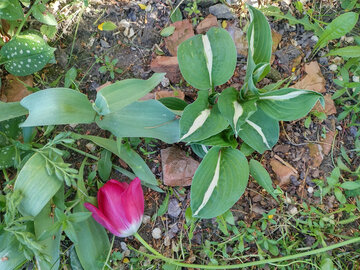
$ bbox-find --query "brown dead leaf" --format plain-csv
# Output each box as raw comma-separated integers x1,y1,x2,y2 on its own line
272,29,282,53
291,61,326,93
155,90,185,100
320,130,336,156
312,94,337,116
96,81,112,92
0,74,33,102
270,158,298,187
308,143,324,168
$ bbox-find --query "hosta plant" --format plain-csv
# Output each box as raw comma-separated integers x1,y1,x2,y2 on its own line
176,5,324,218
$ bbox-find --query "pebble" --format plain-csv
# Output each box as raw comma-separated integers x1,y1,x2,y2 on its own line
85,143,96,152
307,186,314,194
289,207,298,215
161,77,170,87
152,228,162,239
353,75,359,82
167,198,181,218
142,215,150,224
100,39,110,48
345,36,354,43
310,35,319,42
329,64,337,71
349,126,358,137
319,57,328,66
209,4,235,19
164,235,171,246
120,242,128,251
290,175,301,187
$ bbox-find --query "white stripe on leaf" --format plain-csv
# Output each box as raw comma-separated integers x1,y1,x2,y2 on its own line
180,109,211,141
259,90,308,101
246,120,271,149
194,150,222,216
202,34,213,85
232,101,243,135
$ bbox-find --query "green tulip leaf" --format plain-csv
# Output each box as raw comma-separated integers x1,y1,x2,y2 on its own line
191,147,249,218
20,88,96,127
96,99,179,144
94,73,165,115
0,33,56,76
0,231,27,270
177,27,237,90
0,102,28,122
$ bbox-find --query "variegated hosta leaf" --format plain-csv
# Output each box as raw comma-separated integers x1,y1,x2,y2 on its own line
195,128,238,148
244,5,272,94
191,147,249,218
179,90,228,142
94,73,165,115
217,87,257,136
20,88,96,127
0,0,24,20
239,108,279,154
178,27,237,90
257,88,324,121
0,33,56,76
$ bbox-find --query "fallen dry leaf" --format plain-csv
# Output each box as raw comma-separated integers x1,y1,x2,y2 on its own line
226,22,248,56
291,61,326,93
270,158,298,187
155,90,185,100
308,143,324,168
312,94,337,116
0,74,33,102
320,130,336,156
270,29,282,64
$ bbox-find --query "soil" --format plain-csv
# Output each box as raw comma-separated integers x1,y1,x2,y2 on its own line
2,0,360,268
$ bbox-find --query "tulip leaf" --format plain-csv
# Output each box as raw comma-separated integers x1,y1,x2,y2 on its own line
0,101,28,122
191,147,249,218
14,152,63,217
71,133,158,189
98,149,112,181
177,27,237,90
0,231,27,270
20,88,96,127
96,100,180,144
238,108,279,154
94,73,165,115
257,88,324,121
34,202,62,270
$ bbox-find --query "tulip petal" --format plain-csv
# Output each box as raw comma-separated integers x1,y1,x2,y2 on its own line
84,202,120,236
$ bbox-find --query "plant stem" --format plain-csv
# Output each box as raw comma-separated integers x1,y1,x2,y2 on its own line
102,235,115,270
15,0,41,36
134,233,360,269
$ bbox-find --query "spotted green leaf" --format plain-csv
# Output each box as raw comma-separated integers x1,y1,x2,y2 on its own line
32,3,57,26
191,147,249,218
0,145,16,169
239,109,279,154
0,101,28,122
0,0,23,20
0,33,56,76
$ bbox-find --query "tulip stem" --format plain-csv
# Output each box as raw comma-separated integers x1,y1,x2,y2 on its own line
133,233,360,269
102,235,115,270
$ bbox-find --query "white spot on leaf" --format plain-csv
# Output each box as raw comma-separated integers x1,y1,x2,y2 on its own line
202,34,213,85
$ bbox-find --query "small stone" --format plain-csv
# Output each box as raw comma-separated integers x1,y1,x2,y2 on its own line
165,20,194,56
85,143,96,152
307,186,314,194
120,242,128,251
252,205,266,215
100,39,110,48
160,77,170,87
209,4,235,19
164,235,171,246
226,23,248,56
310,35,319,42
270,159,298,187
290,175,301,187
284,196,292,204
167,198,181,218
329,64,338,71
150,56,181,83
312,169,320,178
289,207,298,215
142,215,151,224
353,75,359,82
152,228,162,239
319,57,328,65
345,36,354,43
196,14,218,34
349,126,358,137
119,19,130,28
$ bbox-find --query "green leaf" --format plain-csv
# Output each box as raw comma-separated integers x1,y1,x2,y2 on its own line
249,159,279,202
180,90,228,142
94,73,165,115
314,12,359,52
96,100,179,144
257,88,324,121
99,21,117,31
71,134,158,188
0,102,28,122
0,0,24,20
217,87,257,136
239,109,279,154
14,152,63,216
40,25,58,39
0,145,16,169
65,67,77,88
334,187,347,204
327,46,360,57
0,33,56,76
32,3,57,26
177,27,237,90
195,128,238,148
158,97,188,114
0,231,27,270
160,26,175,37
34,202,62,270
170,7,182,23
98,149,112,181
340,181,360,190
20,88,96,127
191,147,249,218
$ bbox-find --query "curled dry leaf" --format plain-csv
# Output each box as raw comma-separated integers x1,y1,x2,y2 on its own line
291,61,326,93
312,94,337,116
0,74,33,102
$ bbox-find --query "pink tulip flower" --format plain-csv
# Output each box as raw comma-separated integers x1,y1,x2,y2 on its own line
84,177,144,237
